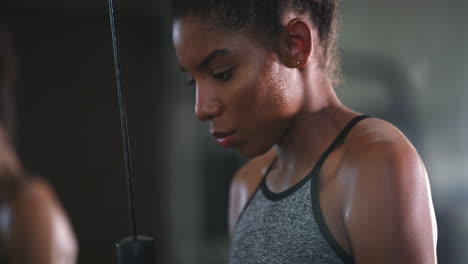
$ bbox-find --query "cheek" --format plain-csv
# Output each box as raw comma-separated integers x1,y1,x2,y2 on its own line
227,58,303,134
223,58,302,157
246,59,302,124
263,63,302,116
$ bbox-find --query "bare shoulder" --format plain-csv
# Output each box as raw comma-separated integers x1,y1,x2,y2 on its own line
14,176,54,201
346,117,412,147
3,177,78,264
9,177,59,216
343,118,427,190
228,148,277,239
341,118,437,263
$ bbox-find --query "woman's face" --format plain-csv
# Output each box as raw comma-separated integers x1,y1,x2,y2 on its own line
173,16,304,158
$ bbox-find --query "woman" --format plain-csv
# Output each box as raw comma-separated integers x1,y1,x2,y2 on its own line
172,1,437,263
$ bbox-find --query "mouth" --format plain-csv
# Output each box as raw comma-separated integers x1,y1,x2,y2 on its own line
211,131,236,148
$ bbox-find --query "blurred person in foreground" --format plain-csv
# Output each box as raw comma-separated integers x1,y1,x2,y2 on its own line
0,24,77,263
171,0,437,263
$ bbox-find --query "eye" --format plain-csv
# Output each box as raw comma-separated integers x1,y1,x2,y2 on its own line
213,66,233,82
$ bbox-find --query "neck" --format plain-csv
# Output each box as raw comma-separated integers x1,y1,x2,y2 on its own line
273,69,356,180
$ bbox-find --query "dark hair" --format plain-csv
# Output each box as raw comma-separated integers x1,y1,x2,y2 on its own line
0,23,17,137
172,0,341,84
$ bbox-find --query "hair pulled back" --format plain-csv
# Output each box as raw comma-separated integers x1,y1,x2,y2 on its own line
172,0,341,84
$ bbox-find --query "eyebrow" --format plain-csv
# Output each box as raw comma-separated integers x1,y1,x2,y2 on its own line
179,48,232,72
198,48,231,69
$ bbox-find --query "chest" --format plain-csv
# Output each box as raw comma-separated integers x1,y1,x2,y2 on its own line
230,180,344,264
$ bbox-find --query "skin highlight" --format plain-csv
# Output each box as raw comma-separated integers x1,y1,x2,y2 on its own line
0,127,78,264
173,13,437,264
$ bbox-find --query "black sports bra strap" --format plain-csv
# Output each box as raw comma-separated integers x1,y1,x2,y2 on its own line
257,114,370,202
309,114,370,263
313,115,370,173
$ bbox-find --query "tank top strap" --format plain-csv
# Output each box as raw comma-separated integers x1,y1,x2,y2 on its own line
310,114,371,263
313,114,370,173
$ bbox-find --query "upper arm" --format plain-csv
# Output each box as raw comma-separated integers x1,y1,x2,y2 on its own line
6,178,78,264
344,141,437,264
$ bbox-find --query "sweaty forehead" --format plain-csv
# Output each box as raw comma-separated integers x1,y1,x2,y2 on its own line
172,16,254,71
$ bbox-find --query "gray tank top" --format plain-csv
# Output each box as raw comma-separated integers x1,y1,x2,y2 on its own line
229,115,370,264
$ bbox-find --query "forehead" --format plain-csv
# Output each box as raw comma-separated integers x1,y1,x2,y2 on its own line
172,16,257,70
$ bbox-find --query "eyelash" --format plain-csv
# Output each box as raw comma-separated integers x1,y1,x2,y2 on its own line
213,68,233,82
186,67,234,88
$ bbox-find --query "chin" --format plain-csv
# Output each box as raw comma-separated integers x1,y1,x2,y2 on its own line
236,142,273,159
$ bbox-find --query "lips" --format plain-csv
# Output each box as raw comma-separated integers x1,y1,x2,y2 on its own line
211,131,236,148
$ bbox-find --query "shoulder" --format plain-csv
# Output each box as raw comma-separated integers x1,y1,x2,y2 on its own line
8,177,57,216
344,118,421,175
228,148,276,239
343,118,425,189
341,118,437,263
1,176,78,263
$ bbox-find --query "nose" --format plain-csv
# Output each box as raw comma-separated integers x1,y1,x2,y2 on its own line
195,85,222,121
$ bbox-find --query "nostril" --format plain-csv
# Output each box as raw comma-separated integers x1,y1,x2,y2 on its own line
196,100,222,121
206,101,220,113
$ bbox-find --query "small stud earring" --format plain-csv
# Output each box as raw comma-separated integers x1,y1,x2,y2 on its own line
296,61,301,65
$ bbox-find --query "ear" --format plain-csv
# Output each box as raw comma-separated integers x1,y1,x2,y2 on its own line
280,18,313,69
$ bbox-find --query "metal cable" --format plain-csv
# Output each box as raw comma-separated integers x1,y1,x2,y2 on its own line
107,0,138,240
